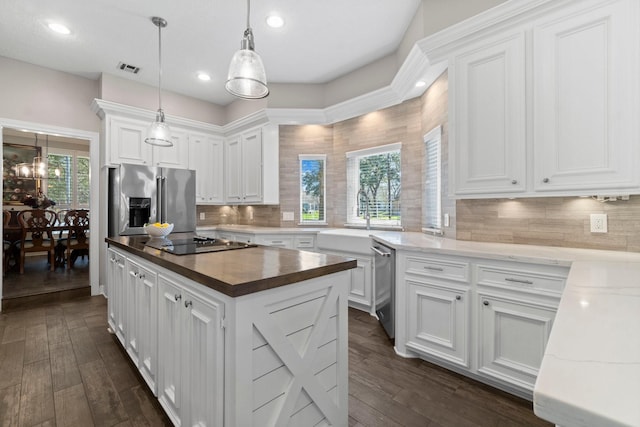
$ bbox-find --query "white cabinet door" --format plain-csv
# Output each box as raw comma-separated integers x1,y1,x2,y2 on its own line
154,128,189,169
450,31,526,196
533,0,640,192
406,280,470,368
134,262,158,394
477,293,555,391
241,129,263,203
182,290,224,427
348,256,373,312
189,133,224,204
254,235,293,248
157,275,185,426
107,248,126,346
109,116,152,166
225,136,243,203
157,274,225,427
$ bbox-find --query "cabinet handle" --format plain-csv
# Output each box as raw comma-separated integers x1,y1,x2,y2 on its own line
174,294,182,301
543,178,549,183
456,295,461,301
184,300,193,308
505,277,534,285
139,274,145,280
424,266,444,271
511,179,518,185
131,271,138,278
483,301,489,306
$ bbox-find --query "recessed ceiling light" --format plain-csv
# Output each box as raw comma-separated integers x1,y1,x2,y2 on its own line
266,14,284,29
415,80,426,88
197,73,211,82
47,22,71,35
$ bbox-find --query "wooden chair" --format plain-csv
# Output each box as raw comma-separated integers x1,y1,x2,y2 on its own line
63,209,90,269
16,209,57,274
3,210,11,275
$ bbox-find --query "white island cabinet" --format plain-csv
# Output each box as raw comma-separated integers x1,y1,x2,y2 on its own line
106,237,353,427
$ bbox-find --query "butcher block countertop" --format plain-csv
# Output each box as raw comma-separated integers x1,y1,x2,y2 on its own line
106,233,356,297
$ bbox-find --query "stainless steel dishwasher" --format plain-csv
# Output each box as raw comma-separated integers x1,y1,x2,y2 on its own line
372,240,395,339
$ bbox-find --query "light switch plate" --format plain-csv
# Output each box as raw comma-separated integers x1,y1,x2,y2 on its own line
199,212,205,220
590,213,607,233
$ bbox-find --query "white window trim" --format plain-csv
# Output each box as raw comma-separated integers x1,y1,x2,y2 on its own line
346,142,402,228
299,154,327,225
422,125,443,235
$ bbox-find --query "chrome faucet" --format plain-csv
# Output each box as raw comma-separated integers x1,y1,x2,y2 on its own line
357,188,371,230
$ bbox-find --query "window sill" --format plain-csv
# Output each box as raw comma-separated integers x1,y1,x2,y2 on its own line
298,222,329,226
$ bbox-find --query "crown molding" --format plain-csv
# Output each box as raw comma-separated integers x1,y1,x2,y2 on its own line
91,99,223,133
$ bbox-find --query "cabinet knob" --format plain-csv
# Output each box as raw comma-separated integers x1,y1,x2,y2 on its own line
483,300,489,306
174,294,182,301
543,178,549,183
139,274,145,280
456,295,462,301
132,272,138,278
184,300,193,309
511,179,518,185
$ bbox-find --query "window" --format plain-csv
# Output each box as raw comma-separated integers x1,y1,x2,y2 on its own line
347,143,401,228
423,126,442,233
46,149,90,209
299,155,326,224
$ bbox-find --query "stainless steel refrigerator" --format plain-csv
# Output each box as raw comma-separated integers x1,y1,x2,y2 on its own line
108,163,196,236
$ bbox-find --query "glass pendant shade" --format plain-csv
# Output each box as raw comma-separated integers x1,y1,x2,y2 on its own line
15,162,32,178
225,44,269,99
146,17,172,147
225,0,269,99
145,109,173,147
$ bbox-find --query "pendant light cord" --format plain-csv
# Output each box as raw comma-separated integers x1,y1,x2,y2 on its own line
246,0,251,29
157,21,163,112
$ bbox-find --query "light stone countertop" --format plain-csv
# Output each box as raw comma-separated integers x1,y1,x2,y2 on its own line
197,225,640,425
197,224,325,235
365,231,640,427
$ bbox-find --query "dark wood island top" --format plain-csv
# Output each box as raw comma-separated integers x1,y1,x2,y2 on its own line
106,233,357,297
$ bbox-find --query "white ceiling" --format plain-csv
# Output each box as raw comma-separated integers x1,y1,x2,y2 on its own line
0,0,422,106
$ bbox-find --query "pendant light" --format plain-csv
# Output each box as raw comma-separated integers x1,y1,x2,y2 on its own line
14,134,60,179
225,0,269,99
145,16,173,147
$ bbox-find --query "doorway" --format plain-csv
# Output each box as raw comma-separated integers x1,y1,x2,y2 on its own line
0,119,100,311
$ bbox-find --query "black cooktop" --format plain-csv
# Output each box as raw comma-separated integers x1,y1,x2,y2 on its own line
145,236,257,255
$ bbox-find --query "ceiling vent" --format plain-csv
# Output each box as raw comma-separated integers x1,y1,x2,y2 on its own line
117,62,141,74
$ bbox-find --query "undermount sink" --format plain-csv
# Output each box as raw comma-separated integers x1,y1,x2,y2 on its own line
317,229,373,255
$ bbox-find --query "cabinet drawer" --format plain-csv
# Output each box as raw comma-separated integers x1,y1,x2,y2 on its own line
477,265,566,295
294,235,316,249
405,256,470,283
255,236,293,249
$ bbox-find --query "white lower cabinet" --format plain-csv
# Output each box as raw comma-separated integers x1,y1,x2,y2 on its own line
254,235,294,249
477,293,556,391
397,251,567,399
348,256,373,312
126,259,158,394
157,274,225,427
406,280,470,368
107,248,126,345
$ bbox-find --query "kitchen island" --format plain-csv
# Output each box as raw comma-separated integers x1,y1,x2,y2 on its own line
106,233,356,427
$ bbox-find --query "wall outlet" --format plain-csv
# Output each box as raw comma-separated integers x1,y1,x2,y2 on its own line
590,213,607,233
199,212,205,220
282,211,294,221
443,213,450,227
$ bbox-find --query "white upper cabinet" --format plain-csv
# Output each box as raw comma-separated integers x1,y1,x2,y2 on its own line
107,116,188,169
449,0,640,198
450,31,526,196
225,124,279,205
532,0,640,193
188,133,224,204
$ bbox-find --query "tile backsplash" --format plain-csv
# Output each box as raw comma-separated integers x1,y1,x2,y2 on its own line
457,196,640,252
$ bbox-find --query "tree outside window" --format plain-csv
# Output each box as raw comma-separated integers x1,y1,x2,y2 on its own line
347,143,402,227
46,151,89,209
299,155,326,223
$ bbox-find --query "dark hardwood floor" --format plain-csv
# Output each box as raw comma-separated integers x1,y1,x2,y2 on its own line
0,296,551,426
2,255,91,311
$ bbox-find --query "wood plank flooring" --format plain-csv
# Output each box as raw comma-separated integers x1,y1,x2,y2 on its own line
0,296,551,427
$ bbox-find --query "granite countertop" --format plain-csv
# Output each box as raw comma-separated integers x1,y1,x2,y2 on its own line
106,233,356,297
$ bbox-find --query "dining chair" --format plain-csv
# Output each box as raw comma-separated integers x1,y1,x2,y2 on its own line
3,210,11,275
54,209,69,267
16,209,57,274
63,209,90,269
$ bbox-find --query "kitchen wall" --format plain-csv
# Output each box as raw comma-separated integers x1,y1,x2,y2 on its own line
196,70,453,234
457,196,640,252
